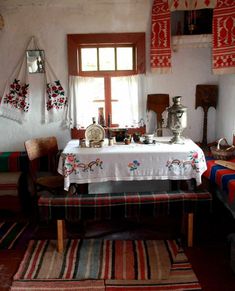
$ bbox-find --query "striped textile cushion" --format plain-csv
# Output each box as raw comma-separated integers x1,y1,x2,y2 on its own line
0,172,22,197
203,157,235,203
0,152,29,172
38,191,212,221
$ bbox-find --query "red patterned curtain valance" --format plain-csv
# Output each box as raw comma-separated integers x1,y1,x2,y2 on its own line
169,0,216,10
150,0,235,75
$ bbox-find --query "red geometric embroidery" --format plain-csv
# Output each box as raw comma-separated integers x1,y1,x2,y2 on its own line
173,0,179,9
151,0,171,71
212,0,235,73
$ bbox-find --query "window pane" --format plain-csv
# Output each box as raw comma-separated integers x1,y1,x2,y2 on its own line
117,47,133,70
99,48,115,71
75,77,104,127
81,48,97,71
90,79,105,124
111,76,139,127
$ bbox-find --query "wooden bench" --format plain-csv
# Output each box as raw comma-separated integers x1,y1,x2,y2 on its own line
0,151,29,212
203,157,235,216
38,190,212,253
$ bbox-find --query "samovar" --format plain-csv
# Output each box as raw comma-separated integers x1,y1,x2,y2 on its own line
167,96,187,144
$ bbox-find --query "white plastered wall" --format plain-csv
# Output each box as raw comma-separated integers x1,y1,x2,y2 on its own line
0,0,233,151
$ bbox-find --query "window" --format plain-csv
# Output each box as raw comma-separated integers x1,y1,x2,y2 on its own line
67,33,145,128
80,46,134,72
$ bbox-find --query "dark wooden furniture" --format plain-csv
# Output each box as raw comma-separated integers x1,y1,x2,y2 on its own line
147,94,169,136
0,151,29,213
195,85,218,147
24,136,64,195
38,190,212,253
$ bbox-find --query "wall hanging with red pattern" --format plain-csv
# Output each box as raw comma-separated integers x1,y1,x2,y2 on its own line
0,36,67,124
151,0,235,75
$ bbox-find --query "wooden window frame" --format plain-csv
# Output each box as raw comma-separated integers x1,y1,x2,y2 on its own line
67,33,145,76
67,33,146,138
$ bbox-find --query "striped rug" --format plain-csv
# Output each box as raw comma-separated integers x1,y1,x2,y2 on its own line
0,221,30,249
10,239,201,291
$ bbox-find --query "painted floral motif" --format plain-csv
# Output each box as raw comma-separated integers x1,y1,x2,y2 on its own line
63,154,103,177
128,160,140,171
46,80,67,111
166,151,205,174
3,79,29,112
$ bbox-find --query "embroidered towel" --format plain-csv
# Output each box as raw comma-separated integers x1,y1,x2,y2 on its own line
150,0,171,74
212,0,235,74
0,54,29,123
44,59,67,123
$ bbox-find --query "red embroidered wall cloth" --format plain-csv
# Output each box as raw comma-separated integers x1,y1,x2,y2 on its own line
150,0,171,73
212,0,235,74
151,0,235,75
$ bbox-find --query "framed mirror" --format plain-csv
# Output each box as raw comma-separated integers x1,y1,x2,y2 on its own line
26,50,45,73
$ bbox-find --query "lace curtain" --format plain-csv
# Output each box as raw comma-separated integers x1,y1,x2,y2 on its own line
65,74,146,129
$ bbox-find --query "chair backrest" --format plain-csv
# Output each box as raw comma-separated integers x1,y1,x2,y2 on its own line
24,136,59,175
147,94,169,136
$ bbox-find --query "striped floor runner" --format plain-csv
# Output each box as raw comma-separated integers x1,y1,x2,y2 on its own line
10,239,201,290
0,221,30,249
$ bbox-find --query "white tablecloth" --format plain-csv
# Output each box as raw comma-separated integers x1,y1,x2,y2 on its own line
58,137,207,191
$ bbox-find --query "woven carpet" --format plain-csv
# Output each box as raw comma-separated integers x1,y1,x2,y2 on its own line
0,221,31,249
10,239,201,291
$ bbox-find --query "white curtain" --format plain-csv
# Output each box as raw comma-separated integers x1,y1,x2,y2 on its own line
65,74,146,129
65,76,103,128
111,74,145,127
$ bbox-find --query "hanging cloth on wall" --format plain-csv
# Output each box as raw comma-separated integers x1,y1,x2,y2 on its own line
44,60,67,123
0,36,67,124
169,0,216,11
212,0,235,75
151,0,235,75
150,0,172,74
0,48,29,123
28,36,68,123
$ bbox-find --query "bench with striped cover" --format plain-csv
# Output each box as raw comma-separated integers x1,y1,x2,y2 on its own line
203,156,235,221
0,151,57,212
38,190,212,253
0,152,29,212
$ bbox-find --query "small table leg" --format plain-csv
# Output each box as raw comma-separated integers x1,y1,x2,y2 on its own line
187,213,194,247
57,219,66,253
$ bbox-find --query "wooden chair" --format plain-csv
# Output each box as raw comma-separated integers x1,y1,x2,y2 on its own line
147,94,169,136
24,136,64,196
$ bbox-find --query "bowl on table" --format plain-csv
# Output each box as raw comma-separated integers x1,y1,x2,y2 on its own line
143,134,154,144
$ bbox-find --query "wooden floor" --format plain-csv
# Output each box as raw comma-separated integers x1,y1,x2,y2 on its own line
1,197,235,291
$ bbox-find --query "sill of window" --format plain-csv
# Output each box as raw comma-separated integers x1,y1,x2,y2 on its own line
71,126,146,139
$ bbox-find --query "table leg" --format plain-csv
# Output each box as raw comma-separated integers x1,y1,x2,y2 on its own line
57,219,66,253
187,213,194,247
171,180,180,191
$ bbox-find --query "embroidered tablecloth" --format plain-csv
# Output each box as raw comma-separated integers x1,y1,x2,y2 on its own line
58,137,207,191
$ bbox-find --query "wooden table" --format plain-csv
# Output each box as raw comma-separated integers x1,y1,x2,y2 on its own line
58,137,207,191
